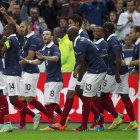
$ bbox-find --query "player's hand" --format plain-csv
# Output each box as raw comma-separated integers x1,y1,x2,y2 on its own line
121,60,126,66
75,85,81,96
127,16,133,23
0,6,6,15
115,73,121,83
130,69,136,77
36,51,44,59
73,70,78,78
0,36,7,46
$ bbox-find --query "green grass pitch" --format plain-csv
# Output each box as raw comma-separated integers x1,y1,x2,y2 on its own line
0,124,137,140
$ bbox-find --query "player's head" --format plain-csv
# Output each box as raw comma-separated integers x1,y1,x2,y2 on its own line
20,21,32,36
125,34,132,46
3,24,16,37
67,26,79,42
127,0,135,13
130,26,140,42
68,14,82,29
59,16,68,28
103,22,115,38
56,27,67,39
30,7,40,21
94,26,104,40
42,29,53,45
13,3,21,15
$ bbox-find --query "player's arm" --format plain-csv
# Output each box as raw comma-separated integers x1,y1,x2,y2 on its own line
73,65,80,78
0,6,21,34
36,51,59,62
19,50,36,65
0,39,10,57
121,59,140,66
77,57,87,82
114,50,121,83
75,56,87,96
20,56,42,65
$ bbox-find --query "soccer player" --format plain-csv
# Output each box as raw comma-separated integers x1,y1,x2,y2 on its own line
67,26,107,131
89,26,109,131
101,22,138,130
14,21,55,130
121,26,140,103
20,29,64,131
49,15,104,131
68,14,89,39
0,37,12,132
0,24,41,132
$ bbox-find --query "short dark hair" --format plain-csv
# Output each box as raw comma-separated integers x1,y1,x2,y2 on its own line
69,14,82,27
21,21,31,28
127,0,135,5
7,24,16,33
59,16,68,23
131,26,140,34
13,3,21,8
30,7,40,13
95,26,104,32
103,22,115,33
43,29,53,36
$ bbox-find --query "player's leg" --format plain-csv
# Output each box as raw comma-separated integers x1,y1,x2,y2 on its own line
14,96,27,130
8,75,41,130
0,92,6,129
119,72,138,130
41,82,64,131
120,94,138,130
0,73,13,132
49,72,78,130
72,72,106,131
101,74,123,129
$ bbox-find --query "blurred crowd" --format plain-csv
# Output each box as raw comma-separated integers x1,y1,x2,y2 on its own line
0,0,140,72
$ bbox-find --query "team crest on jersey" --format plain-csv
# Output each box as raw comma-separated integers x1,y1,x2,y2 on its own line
48,51,50,55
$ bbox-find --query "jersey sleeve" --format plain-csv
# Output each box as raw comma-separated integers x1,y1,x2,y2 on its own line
110,40,121,53
75,41,86,59
98,42,108,56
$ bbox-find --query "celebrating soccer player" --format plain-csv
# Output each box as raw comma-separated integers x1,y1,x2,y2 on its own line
0,24,41,132
20,29,66,131
101,22,138,130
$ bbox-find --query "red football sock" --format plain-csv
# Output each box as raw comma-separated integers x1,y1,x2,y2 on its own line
101,95,118,118
122,97,135,121
54,104,62,116
82,96,91,128
20,101,27,127
60,98,74,126
91,97,103,117
30,98,48,116
14,100,35,118
45,105,54,124
0,96,8,124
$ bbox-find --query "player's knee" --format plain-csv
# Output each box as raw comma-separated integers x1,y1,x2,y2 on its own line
19,96,25,101
9,96,18,105
25,97,34,103
120,94,129,101
66,90,75,99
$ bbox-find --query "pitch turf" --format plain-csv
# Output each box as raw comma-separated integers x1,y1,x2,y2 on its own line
0,124,137,140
